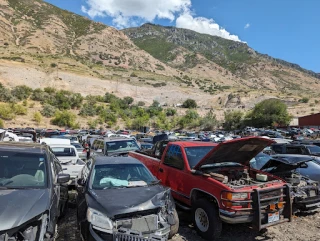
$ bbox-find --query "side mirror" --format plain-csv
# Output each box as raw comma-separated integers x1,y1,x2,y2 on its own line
77,178,86,186
57,173,70,184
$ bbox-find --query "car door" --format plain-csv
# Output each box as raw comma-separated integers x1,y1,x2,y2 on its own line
157,144,188,202
77,159,93,229
53,156,68,214
47,152,59,232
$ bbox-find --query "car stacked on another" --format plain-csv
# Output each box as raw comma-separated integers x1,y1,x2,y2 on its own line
0,142,70,240
76,156,179,241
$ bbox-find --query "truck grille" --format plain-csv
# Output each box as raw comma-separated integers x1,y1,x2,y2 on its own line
259,189,282,208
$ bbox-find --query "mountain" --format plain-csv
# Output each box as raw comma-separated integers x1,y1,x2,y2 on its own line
123,23,320,92
0,0,175,74
0,0,318,122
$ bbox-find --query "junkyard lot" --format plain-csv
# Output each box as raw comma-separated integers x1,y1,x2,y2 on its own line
57,195,320,241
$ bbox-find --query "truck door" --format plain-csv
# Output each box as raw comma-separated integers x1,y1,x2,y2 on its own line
157,144,188,202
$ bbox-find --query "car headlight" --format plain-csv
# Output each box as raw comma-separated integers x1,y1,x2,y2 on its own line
87,208,113,230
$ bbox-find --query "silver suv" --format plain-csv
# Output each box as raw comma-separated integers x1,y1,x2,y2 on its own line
91,137,140,156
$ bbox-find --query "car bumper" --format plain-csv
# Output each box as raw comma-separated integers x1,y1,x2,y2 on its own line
89,224,169,241
294,195,320,210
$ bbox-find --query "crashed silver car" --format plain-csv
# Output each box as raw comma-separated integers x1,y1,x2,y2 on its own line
76,156,179,241
0,142,70,241
250,153,320,212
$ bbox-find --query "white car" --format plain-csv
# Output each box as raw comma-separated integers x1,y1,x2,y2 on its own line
49,144,85,186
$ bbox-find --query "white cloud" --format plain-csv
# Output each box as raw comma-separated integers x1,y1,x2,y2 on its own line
82,0,191,28
244,23,250,29
176,10,242,42
82,0,243,42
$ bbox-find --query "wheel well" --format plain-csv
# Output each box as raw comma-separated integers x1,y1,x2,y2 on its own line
191,189,219,207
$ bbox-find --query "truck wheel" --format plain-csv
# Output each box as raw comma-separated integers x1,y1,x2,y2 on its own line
169,209,179,238
192,199,222,240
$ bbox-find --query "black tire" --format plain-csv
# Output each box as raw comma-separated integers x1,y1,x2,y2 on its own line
192,199,222,240
169,209,179,238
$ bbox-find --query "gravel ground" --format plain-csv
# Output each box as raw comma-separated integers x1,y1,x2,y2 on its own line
57,193,320,241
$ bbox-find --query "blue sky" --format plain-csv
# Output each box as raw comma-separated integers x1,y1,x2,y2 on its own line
45,0,320,73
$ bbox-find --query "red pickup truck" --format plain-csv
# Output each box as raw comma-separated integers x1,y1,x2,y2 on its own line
130,137,292,240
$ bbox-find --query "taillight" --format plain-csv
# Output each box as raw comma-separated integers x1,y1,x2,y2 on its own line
83,149,87,153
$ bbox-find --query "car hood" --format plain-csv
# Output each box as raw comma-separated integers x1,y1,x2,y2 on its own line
194,137,274,170
260,155,315,171
87,185,171,219
0,189,49,231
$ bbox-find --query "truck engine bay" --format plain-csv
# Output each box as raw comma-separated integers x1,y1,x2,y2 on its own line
203,167,281,189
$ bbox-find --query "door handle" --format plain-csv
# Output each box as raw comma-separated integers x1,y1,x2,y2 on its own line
159,168,164,173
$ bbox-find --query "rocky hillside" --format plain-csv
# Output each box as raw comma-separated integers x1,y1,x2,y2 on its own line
123,23,320,93
0,0,175,74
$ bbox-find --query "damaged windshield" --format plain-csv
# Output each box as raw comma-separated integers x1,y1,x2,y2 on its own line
0,152,47,189
90,163,155,189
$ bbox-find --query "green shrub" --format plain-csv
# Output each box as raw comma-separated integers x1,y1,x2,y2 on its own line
41,104,56,117
130,72,138,77
0,84,16,102
12,104,27,115
0,104,15,120
79,103,97,117
11,85,33,100
51,110,77,127
33,112,42,124
299,97,309,103
182,99,197,108
166,108,177,116
137,101,145,106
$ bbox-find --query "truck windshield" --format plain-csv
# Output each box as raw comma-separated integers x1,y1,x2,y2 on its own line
90,164,155,189
106,140,140,153
0,152,47,189
185,146,215,168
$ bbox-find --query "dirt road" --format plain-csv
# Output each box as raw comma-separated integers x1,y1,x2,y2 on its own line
57,204,320,241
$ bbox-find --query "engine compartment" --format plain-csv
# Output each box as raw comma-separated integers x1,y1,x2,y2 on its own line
203,167,281,189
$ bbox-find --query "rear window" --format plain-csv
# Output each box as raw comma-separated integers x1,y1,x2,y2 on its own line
71,143,82,149
51,147,76,157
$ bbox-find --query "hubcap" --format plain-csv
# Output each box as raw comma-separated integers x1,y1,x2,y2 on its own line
195,208,209,232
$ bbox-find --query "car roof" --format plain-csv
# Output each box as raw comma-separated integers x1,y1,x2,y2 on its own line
166,141,217,148
94,156,143,165
101,137,134,142
0,142,48,154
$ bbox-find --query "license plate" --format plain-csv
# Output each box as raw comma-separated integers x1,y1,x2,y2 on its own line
268,212,280,223
310,190,316,197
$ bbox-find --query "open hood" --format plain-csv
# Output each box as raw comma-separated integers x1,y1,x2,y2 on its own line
194,137,274,170
260,155,315,171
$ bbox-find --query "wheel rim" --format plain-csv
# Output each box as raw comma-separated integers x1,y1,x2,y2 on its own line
195,208,209,232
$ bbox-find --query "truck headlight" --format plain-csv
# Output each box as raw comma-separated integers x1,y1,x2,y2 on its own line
225,192,248,200
87,208,113,230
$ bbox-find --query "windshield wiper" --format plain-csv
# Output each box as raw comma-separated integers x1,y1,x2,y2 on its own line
149,180,160,186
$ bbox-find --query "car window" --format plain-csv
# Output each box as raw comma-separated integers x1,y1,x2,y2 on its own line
89,163,155,189
286,147,304,154
163,145,184,170
249,152,272,169
271,145,283,154
105,140,140,153
0,152,47,188
71,143,82,149
308,145,320,154
185,146,215,168
51,147,76,157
